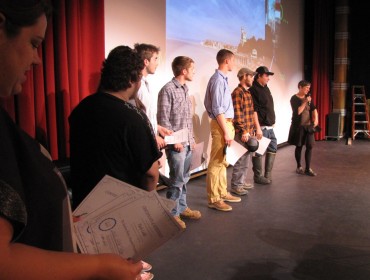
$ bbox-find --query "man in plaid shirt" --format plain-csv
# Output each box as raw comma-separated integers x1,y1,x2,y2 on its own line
157,56,201,229
231,68,263,195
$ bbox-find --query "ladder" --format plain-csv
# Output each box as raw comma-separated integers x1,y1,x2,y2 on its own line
351,85,370,139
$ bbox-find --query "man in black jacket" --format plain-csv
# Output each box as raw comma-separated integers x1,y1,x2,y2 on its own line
249,66,277,184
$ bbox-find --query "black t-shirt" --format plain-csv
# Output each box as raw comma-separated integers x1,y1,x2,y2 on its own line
0,108,67,250
69,92,162,208
249,80,276,126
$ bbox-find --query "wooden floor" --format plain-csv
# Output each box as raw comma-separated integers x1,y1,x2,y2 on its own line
147,139,370,280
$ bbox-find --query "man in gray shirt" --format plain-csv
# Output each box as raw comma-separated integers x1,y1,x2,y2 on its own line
157,56,201,229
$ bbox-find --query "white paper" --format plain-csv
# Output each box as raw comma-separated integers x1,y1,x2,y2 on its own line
255,136,271,156
164,128,189,144
225,140,248,166
190,141,204,170
73,175,182,260
88,192,182,261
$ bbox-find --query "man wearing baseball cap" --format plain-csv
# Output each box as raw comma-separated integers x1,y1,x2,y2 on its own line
249,66,277,184
230,68,263,195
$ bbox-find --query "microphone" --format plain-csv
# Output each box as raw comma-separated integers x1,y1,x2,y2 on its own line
306,93,311,106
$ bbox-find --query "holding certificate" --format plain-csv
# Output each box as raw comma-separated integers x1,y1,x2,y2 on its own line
157,56,201,229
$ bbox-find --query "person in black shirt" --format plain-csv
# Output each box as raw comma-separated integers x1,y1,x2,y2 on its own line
288,80,318,176
0,2,143,279
69,46,162,208
249,66,277,184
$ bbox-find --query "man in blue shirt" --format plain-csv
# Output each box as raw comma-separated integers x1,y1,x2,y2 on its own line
204,49,241,212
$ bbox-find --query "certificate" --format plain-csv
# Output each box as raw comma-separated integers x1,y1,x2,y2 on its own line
73,175,182,260
225,140,248,165
164,128,189,144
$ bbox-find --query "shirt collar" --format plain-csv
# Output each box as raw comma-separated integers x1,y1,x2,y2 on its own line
216,69,228,83
171,77,188,90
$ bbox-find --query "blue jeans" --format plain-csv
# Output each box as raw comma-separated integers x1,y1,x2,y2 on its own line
231,133,251,188
165,145,192,216
256,128,277,156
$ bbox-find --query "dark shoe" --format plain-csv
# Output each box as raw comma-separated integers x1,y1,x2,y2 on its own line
254,176,271,185
231,186,248,196
252,156,271,184
305,168,317,176
264,152,276,181
296,167,305,175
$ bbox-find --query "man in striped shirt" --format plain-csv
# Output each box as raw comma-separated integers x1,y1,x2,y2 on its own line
157,56,201,229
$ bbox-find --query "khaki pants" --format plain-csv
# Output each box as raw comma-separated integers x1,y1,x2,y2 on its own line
206,119,235,203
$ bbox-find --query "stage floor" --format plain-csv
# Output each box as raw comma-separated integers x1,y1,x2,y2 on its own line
148,139,370,280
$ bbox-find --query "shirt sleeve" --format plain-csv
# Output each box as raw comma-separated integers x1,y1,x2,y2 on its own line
0,180,27,241
232,89,247,134
157,86,173,130
126,118,162,175
210,79,227,117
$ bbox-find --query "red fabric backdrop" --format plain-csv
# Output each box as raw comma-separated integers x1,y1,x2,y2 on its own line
0,0,105,160
311,0,334,140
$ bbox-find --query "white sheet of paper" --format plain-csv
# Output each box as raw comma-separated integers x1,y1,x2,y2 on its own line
73,175,175,217
72,175,181,259
164,128,189,144
225,140,248,166
87,191,183,261
190,141,204,170
256,136,271,155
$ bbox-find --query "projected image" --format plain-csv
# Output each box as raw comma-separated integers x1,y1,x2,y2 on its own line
165,0,303,148
167,0,286,75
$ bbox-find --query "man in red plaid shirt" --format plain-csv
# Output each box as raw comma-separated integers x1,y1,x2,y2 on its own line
231,68,263,195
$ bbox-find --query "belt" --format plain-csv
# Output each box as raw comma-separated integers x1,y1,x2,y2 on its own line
225,118,233,122
261,126,273,130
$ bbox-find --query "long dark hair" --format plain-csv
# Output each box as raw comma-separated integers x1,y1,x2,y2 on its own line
0,0,52,38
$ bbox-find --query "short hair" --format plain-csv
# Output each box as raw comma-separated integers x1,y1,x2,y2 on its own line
134,43,160,61
216,49,234,65
171,56,194,77
98,46,144,92
0,0,52,38
298,80,311,88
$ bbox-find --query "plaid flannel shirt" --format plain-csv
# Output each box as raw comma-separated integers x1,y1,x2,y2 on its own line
232,84,255,135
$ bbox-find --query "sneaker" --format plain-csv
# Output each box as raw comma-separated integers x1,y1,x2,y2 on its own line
222,192,242,202
231,186,248,196
137,272,154,280
208,200,232,211
296,167,305,175
242,183,254,190
305,168,317,176
141,261,152,272
174,216,186,229
180,207,201,220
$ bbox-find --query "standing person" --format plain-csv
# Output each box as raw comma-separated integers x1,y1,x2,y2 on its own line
204,49,241,212
69,46,163,280
0,1,142,279
133,43,172,149
231,67,263,196
69,46,162,208
157,56,201,229
249,66,277,185
288,80,318,176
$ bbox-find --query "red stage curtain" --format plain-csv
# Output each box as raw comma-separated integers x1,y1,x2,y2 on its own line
311,0,334,140
0,0,105,160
